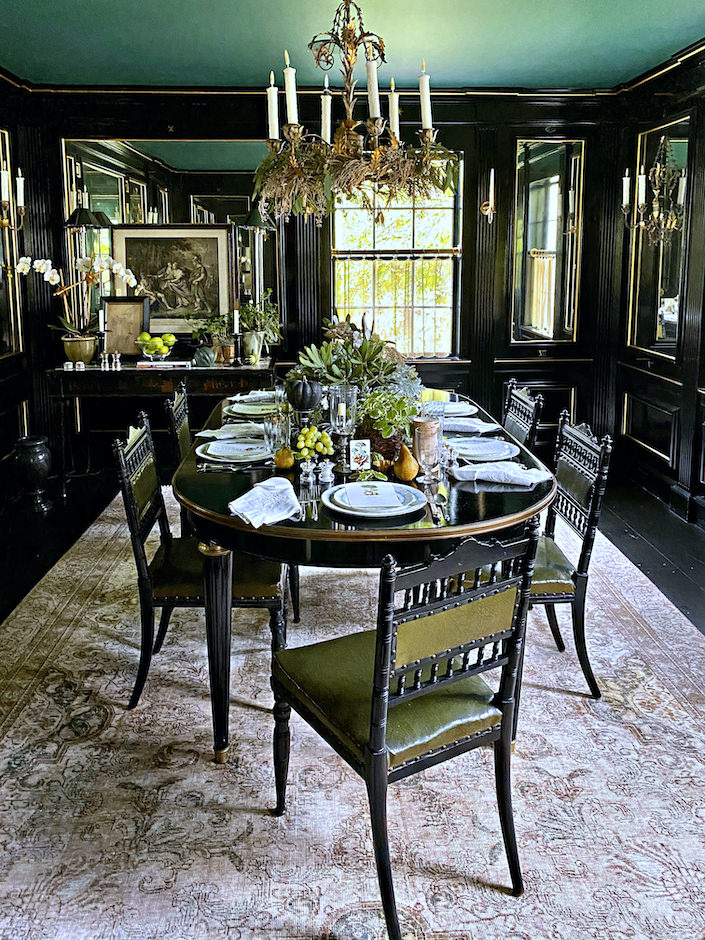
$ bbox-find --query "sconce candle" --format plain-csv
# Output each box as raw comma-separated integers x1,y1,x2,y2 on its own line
388,77,400,140
366,46,381,119
267,71,280,140
622,168,630,206
637,165,646,206
677,170,686,206
0,163,9,203
419,60,433,130
16,168,24,209
321,75,332,143
488,167,495,212
283,50,299,125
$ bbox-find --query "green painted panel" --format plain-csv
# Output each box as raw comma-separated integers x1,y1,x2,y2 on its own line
0,0,703,89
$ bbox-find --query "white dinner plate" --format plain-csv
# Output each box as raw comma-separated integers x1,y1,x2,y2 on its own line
195,441,272,463
223,402,277,418
227,391,275,403
448,438,521,462
322,482,427,518
443,401,479,417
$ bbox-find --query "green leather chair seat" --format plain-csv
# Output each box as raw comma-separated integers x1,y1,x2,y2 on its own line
150,537,283,601
273,630,503,770
530,536,575,595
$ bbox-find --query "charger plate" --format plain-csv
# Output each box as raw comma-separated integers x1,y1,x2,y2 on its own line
322,482,427,518
195,441,272,464
448,438,520,462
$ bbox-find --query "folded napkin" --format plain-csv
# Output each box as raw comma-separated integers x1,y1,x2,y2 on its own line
205,439,269,459
343,482,403,510
450,461,553,489
444,417,502,434
196,422,264,440
228,390,275,403
228,476,303,528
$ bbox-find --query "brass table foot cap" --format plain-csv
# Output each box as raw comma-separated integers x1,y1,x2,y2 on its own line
511,741,516,754
213,747,229,764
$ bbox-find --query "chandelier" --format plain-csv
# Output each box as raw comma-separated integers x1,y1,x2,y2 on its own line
253,0,458,224
621,135,687,246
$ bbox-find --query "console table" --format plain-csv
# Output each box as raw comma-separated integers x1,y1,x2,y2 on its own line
46,362,275,497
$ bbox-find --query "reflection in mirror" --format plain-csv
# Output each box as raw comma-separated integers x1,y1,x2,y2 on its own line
512,139,584,343
0,128,22,356
61,139,279,317
628,118,689,357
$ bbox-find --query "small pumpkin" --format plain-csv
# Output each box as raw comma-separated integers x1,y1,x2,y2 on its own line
192,345,217,367
285,376,322,412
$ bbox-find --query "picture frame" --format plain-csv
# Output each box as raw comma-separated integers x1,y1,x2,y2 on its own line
112,224,234,334
100,295,150,356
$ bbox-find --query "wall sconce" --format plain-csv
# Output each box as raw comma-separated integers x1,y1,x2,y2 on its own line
480,168,496,224
621,136,686,246
0,162,25,232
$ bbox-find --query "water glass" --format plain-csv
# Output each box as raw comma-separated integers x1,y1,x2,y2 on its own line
263,411,289,452
413,416,441,484
422,400,447,438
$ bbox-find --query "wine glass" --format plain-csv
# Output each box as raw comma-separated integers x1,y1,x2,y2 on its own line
414,417,441,484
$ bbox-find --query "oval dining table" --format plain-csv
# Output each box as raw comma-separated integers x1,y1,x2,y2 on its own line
172,398,556,762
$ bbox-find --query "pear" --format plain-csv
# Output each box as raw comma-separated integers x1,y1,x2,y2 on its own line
393,444,419,482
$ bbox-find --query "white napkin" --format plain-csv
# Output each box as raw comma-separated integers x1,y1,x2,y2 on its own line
228,476,303,528
444,417,502,434
343,482,403,509
205,440,269,459
228,390,275,403
450,461,553,488
196,422,264,439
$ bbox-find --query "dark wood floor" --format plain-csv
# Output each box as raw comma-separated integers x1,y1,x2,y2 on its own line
1,472,704,635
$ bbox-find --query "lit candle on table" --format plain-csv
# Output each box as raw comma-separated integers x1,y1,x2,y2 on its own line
16,168,24,208
388,77,400,140
0,163,9,203
366,45,381,119
266,71,280,140
233,307,239,334
622,168,630,207
337,401,346,423
637,165,646,206
419,60,433,131
283,50,299,126
321,75,332,144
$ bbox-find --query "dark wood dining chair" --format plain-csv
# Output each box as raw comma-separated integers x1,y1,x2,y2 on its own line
270,518,540,940
114,411,289,709
165,382,301,622
529,411,612,698
503,379,544,450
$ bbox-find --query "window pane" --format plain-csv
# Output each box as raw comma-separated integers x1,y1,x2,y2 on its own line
334,259,373,309
334,208,373,249
375,259,412,308
414,185,455,210
414,258,453,307
415,308,454,356
414,208,455,249
376,307,414,355
374,210,413,249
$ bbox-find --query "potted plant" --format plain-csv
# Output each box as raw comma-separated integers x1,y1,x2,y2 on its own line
17,254,136,363
192,312,235,362
355,387,418,461
239,289,282,363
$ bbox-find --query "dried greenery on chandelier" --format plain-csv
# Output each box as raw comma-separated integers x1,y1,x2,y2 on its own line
253,0,458,223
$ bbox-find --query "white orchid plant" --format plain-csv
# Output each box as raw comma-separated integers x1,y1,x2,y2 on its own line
17,254,137,337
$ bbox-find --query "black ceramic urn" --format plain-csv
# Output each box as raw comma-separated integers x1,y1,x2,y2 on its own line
15,435,52,513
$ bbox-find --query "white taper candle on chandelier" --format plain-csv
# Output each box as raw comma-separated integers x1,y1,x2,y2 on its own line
637,165,646,206
366,47,381,119
388,77,400,139
266,71,280,140
16,168,24,209
321,75,332,143
0,163,9,203
622,168,630,207
283,50,299,125
677,170,686,206
419,60,433,130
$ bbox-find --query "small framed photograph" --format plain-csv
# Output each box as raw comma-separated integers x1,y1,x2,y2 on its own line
350,439,372,472
100,296,150,356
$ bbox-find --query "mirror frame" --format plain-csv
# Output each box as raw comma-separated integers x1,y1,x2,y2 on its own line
510,137,585,345
626,115,690,361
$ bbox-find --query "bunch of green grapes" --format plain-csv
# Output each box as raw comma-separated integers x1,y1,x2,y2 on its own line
295,426,334,459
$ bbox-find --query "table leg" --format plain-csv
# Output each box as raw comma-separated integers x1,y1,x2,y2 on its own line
199,542,233,764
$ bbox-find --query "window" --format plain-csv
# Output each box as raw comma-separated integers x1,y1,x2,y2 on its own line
332,179,461,357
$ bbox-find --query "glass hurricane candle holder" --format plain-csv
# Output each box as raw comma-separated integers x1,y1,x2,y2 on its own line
329,383,358,474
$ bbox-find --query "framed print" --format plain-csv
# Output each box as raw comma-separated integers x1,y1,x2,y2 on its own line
112,225,233,334
100,296,150,355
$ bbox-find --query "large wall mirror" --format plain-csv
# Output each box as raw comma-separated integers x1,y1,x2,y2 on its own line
0,128,22,357
60,139,279,329
627,117,689,359
511,139,585,343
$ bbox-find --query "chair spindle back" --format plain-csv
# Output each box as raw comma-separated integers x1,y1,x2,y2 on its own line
164,381,191,464
503,379,544,450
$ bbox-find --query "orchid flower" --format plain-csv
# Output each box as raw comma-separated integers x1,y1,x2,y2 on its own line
45,268,61,286
75,257,92,273
16,257,32,275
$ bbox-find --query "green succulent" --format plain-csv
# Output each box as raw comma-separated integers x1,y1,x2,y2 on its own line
357,387,418,439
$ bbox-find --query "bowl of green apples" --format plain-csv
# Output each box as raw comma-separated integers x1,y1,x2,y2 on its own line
136,331,177,361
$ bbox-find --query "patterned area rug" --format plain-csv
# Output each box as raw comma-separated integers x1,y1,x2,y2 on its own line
1,492,704,940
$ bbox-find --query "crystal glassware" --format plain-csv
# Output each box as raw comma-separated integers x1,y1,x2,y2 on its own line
329,383,358,474
413,416,441,484
263,411,290,453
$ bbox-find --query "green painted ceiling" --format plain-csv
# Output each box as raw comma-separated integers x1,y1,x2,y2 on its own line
128,140,269,171
0,0,703,89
